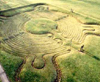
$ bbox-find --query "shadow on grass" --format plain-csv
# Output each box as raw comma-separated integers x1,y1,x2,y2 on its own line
85,51,100,61
0,3,47,17
92,56,100,61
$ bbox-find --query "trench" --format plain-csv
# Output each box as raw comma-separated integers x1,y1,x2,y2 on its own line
15,59,26,82
52,55,62,82
0,3,47,17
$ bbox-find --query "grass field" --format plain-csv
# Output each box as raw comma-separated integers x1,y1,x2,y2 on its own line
0,0,100,82
57,50,100,82
84,35,100,59
0,50,23,82
50,0,100,24
26,18,57,34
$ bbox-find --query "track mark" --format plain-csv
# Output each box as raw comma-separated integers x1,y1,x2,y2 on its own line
52,55,62,82
15,59,26,82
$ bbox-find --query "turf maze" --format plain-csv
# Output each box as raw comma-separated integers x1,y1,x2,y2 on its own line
0,3,100,82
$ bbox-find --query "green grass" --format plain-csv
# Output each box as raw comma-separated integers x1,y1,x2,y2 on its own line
26,18,57,34
0,3,47,17
1,1,100,82
33,54,45,69
1,0,100,24
20,70,46,82
19,55,56,82
72,12,100,25
0,50,23,82
58,0,100,24
51,3,100,24
84,36,100,59
19,56,46,82
57,52,100,82
0,6,34,17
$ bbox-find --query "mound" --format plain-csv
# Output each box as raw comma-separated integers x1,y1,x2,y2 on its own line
25,18,58,34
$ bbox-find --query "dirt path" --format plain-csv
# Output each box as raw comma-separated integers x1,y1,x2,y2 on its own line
52,55,62,82
15,59,26,82
0,64,10,82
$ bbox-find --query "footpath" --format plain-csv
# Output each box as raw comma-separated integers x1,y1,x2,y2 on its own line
0,64,9,82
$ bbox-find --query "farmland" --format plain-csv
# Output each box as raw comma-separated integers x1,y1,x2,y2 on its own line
0,0,100,82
